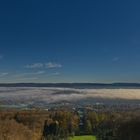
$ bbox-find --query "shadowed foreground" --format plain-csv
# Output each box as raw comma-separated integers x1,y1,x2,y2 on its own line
0,109,140,140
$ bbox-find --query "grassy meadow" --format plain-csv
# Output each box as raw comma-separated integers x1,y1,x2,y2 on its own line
69,135,96,140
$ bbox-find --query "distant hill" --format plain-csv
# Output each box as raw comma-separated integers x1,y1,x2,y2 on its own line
0,83,140,88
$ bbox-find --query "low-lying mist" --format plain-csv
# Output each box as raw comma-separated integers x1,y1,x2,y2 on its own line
0,87,140,107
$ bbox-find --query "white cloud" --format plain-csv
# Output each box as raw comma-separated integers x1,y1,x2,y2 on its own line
45,62,62,68
19,77,39,81
0,72,8,77
25,62,62,69
14,71,45,77
25,63,44,69
51,72,60,76
35,71,45,74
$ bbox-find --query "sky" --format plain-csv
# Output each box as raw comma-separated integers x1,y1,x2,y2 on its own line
0,0,140,83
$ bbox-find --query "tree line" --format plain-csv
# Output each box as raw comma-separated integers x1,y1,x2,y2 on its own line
0,109,139,140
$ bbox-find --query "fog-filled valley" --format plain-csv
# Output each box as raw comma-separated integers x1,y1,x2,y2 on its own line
0,87,140,108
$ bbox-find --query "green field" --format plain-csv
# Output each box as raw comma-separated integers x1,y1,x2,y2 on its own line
69,135,96,140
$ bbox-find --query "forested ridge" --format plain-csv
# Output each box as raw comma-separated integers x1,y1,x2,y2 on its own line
0,109,139,140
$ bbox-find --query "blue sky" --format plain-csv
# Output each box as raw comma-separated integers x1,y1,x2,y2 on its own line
0,0,140,83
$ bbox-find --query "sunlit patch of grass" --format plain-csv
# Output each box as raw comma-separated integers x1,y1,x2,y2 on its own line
69,135,96,140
